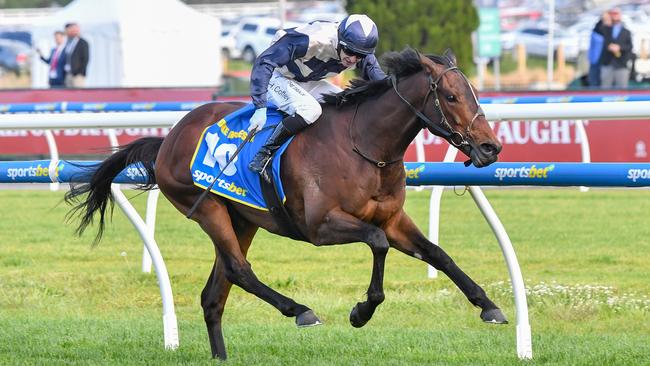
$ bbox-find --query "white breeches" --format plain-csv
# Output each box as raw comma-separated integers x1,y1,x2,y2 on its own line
266,71,342,124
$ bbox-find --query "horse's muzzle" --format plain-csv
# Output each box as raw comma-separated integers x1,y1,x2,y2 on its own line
469,141,502,168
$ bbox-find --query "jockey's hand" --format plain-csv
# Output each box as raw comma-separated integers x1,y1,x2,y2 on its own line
248,108,267,132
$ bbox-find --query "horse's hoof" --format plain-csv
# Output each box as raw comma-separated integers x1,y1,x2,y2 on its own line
212,353,227,361
349,304,368,328
296,310,322,327
481,308,508,324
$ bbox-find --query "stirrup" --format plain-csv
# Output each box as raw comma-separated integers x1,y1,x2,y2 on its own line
249,151,272,173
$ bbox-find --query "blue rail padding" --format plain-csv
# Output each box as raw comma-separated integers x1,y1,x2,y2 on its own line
0,101,209,113
479,95,650,104
64,101,207,112
0,160,56,183
56,160,150,184
404,162,650,187
0,102,63,113
3,160,650,187
0,160,150,184
1,96,650,114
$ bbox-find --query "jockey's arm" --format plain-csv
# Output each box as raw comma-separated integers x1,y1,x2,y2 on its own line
359,53,387,81
250,35,308,108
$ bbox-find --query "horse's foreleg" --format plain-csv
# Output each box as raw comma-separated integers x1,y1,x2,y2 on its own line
384,212,507,324
200,219,256,360
314,210,390,327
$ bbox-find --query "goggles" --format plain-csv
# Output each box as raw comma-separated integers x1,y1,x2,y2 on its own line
341,45,367,59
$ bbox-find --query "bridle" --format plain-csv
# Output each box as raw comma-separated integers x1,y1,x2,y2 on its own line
350,60,485,168
389,65,484,148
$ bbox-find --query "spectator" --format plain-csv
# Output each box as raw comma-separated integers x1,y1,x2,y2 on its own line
600,7,634,89
587,12,611,88
63,22,89,88
37,30,66,88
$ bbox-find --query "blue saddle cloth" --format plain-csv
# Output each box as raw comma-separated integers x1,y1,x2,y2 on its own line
190,104,292,211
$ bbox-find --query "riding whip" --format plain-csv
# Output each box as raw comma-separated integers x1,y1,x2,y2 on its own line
186,128,258,219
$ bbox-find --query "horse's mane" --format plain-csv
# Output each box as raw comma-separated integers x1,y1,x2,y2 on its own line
322,48,452,107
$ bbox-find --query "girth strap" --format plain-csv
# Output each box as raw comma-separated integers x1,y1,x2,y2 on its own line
259,164,307,241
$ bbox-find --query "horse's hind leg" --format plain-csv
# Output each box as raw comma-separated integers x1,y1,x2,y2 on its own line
385,212,507,324
201,217,256,360
202,258,230,360
195,198,318,329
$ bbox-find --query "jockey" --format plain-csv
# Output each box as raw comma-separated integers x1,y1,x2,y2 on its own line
248,14,387,173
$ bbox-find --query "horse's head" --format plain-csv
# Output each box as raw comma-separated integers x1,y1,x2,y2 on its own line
417,49,502,167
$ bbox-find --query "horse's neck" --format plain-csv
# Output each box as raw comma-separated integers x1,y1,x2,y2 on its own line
351,75,427,162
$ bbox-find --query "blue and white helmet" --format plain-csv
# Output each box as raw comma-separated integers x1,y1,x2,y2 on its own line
337,14,379,56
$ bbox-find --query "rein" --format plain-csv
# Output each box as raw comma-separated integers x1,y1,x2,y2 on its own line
389,68,484,149
349,103,403,168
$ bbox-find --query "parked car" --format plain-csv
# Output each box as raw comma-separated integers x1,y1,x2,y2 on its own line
289,2,347,23
0,39,30,75
228,17,301,63
501,26,580,61
0,31,32,47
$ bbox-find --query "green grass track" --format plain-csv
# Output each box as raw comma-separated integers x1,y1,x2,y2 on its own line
0,189,648,365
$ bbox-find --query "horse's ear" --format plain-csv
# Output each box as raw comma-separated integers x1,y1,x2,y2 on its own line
443,48,457,66
413,48,434,68
412,47,425,62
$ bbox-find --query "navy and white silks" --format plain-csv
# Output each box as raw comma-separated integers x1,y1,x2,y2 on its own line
250,21,386,124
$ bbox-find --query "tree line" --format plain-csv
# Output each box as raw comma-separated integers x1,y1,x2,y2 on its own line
347,0,478,70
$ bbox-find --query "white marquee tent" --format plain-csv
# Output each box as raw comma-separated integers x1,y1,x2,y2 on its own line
30,0,221,88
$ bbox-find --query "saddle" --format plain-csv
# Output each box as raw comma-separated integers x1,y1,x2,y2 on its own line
189,104,306,241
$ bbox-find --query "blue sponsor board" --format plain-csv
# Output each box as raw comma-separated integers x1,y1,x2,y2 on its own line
0,102,62,113
479,95,650,104
0,101,208,113
56,161,150,184
0,160,150,184
3,160,650,187
1,96,650,115
0,160,56,183
404,162,650,187
65,102,206,112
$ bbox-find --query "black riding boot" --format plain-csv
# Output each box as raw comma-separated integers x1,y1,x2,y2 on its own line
248,114,307,174
249,114,309,174
248,121,294,173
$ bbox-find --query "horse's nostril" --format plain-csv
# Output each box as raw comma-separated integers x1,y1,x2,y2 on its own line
480,142,501,155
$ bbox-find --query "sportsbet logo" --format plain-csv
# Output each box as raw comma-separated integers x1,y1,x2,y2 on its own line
494,164,555,181
6,164,56,180
193,170,248,197
404,164,425,179
125,167,147,181
627,169,650,182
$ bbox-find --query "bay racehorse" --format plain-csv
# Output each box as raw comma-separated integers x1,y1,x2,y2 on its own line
66,48,505,360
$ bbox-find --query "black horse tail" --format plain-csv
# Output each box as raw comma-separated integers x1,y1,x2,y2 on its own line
65,137,164,245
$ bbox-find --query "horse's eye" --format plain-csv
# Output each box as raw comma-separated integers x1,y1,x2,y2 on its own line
446,95,457,102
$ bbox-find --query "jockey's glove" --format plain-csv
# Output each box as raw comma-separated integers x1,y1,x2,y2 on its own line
248,108,267,132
